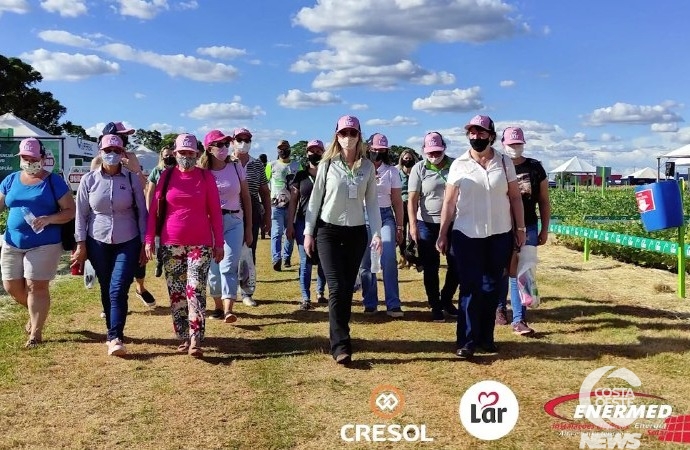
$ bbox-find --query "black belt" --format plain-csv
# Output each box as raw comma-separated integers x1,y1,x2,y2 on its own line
222,209,240,215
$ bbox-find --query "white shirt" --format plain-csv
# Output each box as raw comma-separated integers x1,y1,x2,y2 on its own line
446,149,517,238
375,164,402,208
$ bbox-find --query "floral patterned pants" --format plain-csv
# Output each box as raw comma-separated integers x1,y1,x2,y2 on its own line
160,245,212,341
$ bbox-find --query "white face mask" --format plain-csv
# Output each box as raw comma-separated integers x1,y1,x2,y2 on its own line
235,142,250,153
20,160,43,175
503,144,524,159
427,154,444,165
338,136,358,151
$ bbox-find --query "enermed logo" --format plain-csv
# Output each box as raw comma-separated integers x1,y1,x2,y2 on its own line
340,385,433,443
459,380,520,441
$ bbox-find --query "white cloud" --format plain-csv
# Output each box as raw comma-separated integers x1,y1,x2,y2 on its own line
366,116,419,127
19,49,119,81
197,46,247,60
148,123,181,134
651,123,678,132
177,0,197,10
0,0,30,15
571,132,588,142
101,43,238,82
134,92,146,99
500,80,515,87
277,89,342,109
311,60,453,90
412,86,483,112
351,104,369,111
248,59,261,65
186,101,266,121
585,102,683,126
600,133,621,142
85,122,106,138
40,0,87,17
116,0,169,19
411,71,455,85
38,30,94,47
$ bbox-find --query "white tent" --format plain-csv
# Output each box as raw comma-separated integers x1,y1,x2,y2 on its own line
0,112,55,137
627,167,657,179
662,144,690,158
131,145,159,174
549,156,597,174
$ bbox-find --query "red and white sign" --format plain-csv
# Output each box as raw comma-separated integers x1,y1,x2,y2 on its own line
635,189,655,213
43,150,55,173
67,166,91,192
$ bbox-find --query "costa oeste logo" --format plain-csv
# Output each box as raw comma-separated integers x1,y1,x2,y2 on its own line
459,380,520,441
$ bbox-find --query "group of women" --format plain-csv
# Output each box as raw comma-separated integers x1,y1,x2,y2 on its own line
0,113,550,364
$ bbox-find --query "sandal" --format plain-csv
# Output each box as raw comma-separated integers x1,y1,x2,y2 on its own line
24,338,40,349
177,340,190,353
223,312,237,324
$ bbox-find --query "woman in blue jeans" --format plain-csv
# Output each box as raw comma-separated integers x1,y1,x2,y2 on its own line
287,140,327,310
495,127,550,335
359,133,404,317
72,134,148,356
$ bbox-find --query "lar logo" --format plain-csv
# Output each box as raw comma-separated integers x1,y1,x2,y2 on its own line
370,385,405,419
459,380,519,441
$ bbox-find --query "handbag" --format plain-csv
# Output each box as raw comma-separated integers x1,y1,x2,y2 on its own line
501,154,519,277
307,159,331,265
47,173,76,251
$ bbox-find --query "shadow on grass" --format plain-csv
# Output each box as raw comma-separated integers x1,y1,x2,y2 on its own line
530,297,690,323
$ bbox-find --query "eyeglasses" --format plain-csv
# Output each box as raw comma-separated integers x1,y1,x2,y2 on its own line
103,147,124,154
210,142,228,148
426,151,443,158
338,129,359,138
236,137,251,143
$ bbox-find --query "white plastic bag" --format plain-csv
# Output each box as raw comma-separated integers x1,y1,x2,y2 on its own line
84,260,96,289
516,245,539,308
238,244,256,296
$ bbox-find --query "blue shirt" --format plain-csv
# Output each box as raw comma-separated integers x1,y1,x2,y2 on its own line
0,172,69,249
75,167,148,244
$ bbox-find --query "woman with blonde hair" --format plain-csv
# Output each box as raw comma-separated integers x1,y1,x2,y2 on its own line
304,115,382,365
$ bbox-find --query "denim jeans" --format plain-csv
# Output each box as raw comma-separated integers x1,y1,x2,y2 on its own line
250,199,262,264
316,221,368,359
295,216,325,301
451,230,513,350
416,220,459,310
208,213,244,300
86,236,141,341
360,207,401,311
496,224,539,324
271,206,294,264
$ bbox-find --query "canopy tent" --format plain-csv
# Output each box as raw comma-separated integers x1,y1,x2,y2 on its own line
662,144,690,159
131,145,159,174
656,143,690,180
0,112,55,137
627,167,657,179
549,156,597,174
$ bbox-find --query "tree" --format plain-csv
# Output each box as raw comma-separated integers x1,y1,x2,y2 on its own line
132,129,163,151
390,145,419,165
61,121,92,140
0,55,66,134
160,133,177,151
290,140,308,166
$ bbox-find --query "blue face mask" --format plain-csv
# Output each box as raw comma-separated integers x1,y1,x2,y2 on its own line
102,151,122,166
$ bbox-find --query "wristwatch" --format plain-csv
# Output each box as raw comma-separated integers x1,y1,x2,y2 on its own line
517,227,527,232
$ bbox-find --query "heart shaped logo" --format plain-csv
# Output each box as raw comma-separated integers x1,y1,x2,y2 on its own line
478,391,499,410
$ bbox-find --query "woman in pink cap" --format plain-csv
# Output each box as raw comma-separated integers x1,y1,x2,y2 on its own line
0,138,75,348
304,115,382,365
199,130,252,323
145,133,224,357
437,115,526,360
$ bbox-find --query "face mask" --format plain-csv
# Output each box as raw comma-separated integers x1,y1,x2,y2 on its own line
102,152,122,166
20,160,42,175
402,159,415,168
213,148,229,161
235,142,250,153
163,156,176,167
338,136,357,151
176,156,197,170
278,149,290,159
470,138,491,152
307,153,322,166
427,155,444,165
369,151,387,163
503,144,524,159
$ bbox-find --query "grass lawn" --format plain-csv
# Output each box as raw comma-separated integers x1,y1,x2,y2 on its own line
1,238,689,449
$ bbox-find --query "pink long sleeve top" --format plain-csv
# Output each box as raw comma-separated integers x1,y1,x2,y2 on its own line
145,167,223,248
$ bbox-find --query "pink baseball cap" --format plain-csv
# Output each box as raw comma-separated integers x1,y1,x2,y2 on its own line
502,127,525,145
203,130,232,149
423,132,445,153
175,133,198,152
99,134,124,150
307,139,324,151
233,128,252,139
336,115,360,132
113,122,135,135
18,138,45,158
464,115,495,132
370,133,389,149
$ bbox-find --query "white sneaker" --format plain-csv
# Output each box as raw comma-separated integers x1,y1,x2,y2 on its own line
100,311,106,318
242,296,257,307
108,338,127,356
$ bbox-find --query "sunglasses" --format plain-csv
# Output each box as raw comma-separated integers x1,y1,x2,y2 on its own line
236,137,251,143
338,129,359,138
210,141,228,148
103,147,124,154
426,151,443,158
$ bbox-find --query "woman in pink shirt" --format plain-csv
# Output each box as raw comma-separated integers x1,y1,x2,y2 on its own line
145,133,223,357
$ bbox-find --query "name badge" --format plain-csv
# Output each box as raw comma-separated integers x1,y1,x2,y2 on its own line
348,183,358,199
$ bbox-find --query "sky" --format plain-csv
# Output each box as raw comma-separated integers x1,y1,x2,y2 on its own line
1,0,689,176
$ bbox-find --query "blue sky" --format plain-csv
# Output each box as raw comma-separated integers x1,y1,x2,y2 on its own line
1,0,689,175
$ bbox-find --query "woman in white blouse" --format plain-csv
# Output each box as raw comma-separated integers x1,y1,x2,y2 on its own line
304,115,382,365
436,115,526,360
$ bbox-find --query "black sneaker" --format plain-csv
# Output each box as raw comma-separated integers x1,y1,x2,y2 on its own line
136,290,156,308
431,309,445,322
299,301,311,311
456,347,474,359
363,307,377,315
272,260,282,272
155,260,163,278
443,303,459,318
208,309,223,320
478,343,499,354
283,259,291,268
317,294,328,304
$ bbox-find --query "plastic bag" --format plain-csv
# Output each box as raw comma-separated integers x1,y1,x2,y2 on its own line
238,244,256,296
516,245,539,307
84,260,96,289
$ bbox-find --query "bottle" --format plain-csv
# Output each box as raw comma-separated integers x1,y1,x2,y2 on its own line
20,206,43,234
370,247,381,274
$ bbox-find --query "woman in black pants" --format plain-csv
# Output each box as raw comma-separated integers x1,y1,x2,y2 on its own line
304,115,382,365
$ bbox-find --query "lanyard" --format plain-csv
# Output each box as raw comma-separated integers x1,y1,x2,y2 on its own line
425,159,448,183
340,156,355,182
